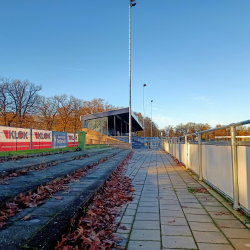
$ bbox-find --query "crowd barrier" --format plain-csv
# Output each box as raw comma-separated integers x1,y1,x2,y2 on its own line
162,119,250,215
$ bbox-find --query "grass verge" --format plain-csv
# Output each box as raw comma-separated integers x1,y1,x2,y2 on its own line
0,145,107,157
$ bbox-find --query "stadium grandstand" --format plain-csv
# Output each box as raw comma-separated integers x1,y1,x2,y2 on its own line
80,107,144,145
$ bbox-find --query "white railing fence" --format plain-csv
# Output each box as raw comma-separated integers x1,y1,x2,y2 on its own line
162,119,250,215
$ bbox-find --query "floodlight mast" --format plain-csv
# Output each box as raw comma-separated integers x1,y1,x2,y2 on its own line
151,100,153,138
129,0,136,144
143,84,146,143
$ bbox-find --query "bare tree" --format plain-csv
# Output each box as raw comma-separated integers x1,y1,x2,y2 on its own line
0,77,42,127
70,96,83,132
38,96,59,130
0,77,12,126
164,125,175,137
54,95,72,132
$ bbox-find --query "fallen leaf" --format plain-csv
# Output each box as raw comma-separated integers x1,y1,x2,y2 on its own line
55,197,63,200
119,225,130,230
22,214,31,220
167,220,176,223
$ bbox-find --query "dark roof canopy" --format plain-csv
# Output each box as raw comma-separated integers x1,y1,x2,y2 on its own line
80,107,143,131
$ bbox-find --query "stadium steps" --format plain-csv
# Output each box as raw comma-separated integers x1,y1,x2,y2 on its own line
0,147,112,177
0,149,131,250
0,148,122,206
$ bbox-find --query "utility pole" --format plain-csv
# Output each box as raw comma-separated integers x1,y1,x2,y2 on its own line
129,0,136,143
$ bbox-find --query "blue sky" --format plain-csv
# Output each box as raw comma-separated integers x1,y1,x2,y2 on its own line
0,0,249,129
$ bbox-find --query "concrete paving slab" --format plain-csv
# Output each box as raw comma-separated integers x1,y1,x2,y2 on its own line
193,231,229,244
124,209,137,216
159,204,182,211
230,239,250,250
161,225,192,236
133,220,160,230
208,211,235,220
130,229,160,241
161,217,188,226
160,209,185,217
220,228,250,239
214,219,246,229
137,206,159,213
162,235,197,249
205,206,229,212
197,243,234,250
135,212,159,221
189,222,220,232
185,214,213,223
183,207,208,215
138,201,158,207
181,202,203,209
127,240,161,250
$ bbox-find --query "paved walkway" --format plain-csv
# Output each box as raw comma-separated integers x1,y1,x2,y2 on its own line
115,149,250,250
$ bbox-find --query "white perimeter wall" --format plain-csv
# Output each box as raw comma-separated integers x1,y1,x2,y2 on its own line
162,141,250,213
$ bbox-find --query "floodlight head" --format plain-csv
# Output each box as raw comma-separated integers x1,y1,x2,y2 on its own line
143,84,146,87
151,100,153,102
130,3,136,7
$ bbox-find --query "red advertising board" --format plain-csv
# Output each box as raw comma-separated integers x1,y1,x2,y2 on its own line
32,129,52,149
0,126,31,151
68,133,78,147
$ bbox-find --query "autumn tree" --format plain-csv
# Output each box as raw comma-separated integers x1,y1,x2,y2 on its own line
0,77,42,127
0,77,12,126
69,96,83,132
81,98,117,115
54,95,73,132
134,112,159,137
38,96,59,130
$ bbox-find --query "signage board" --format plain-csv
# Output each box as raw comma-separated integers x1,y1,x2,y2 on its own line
32,129,52,149
52,131,67,148
68,133,78,147
0,126,30,151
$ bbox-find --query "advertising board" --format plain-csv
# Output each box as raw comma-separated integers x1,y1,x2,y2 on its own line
0,126,31,151
32,129,52,149
52,131,67,148
68,133,78,147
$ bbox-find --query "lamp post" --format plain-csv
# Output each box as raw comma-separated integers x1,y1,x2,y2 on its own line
129,0,136,144
143,84,146,144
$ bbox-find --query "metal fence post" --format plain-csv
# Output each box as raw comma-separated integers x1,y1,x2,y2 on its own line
173,138,176,157
185,136,188,168
230,126,240,210
173,138,175,156
198,133,202,181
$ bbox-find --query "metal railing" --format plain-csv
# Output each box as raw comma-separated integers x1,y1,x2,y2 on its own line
164,118,250,210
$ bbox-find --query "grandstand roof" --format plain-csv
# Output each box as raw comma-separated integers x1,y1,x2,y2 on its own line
80,107,143,131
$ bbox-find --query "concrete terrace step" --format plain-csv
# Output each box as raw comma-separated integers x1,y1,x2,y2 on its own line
0,148,122,206
0,150,131,250
0,147,112,177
